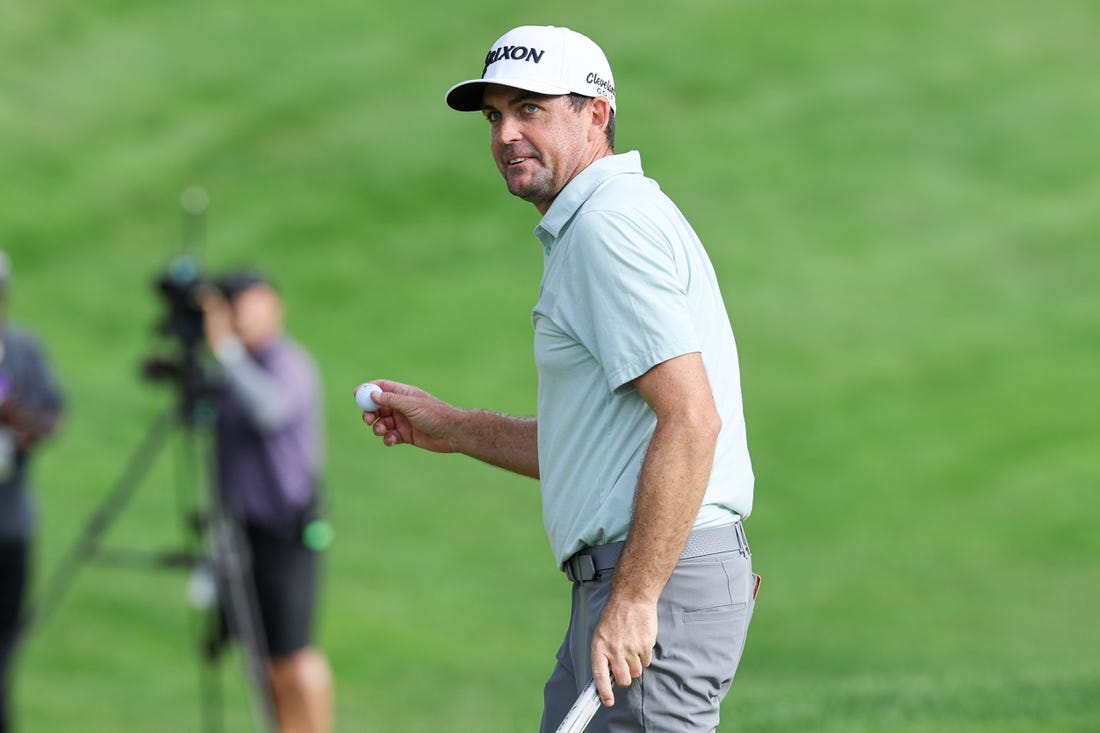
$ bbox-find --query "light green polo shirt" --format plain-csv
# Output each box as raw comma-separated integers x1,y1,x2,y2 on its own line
532,151,754,567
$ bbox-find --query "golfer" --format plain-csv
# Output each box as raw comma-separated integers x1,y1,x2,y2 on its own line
362,25,757,731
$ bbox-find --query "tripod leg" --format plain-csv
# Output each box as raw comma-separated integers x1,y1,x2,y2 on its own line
198,614,225,733
206,515,278,733
21,407,179,634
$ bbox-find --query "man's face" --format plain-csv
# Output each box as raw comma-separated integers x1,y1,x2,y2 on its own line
231,284,284,352
482,85,597,214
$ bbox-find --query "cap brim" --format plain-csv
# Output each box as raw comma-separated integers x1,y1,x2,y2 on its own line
445,77,574,112
445,79,490,111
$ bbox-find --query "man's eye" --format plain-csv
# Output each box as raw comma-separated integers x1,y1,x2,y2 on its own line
524,103,539,114
485,111,501,123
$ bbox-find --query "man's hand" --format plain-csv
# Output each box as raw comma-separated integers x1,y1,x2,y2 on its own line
590,596,658,706
0,397,60,448
198,287,235,350
359,379,460,454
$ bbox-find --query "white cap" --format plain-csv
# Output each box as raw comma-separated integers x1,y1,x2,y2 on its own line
446,25,616,114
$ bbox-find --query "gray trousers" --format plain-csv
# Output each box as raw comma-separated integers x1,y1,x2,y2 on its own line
540,524,757,733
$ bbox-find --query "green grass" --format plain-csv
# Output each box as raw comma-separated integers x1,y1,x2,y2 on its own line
3,0,1098,730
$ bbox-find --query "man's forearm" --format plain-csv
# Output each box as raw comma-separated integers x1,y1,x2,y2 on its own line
451,410,539,479
610,416,718,604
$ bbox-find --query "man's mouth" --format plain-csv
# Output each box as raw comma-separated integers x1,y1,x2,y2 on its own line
503,149,538,168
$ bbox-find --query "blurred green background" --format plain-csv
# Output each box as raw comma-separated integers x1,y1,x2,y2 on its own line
2,0,1097,731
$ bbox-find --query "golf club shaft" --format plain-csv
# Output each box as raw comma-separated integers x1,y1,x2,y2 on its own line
555,680,601,733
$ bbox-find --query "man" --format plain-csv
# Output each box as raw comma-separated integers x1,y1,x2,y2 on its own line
362,25,757,731
0,251,65,733
202,271,333,733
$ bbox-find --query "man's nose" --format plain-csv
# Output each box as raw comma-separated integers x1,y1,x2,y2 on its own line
498,114,523,143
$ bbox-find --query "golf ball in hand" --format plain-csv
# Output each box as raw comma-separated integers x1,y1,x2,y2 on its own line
355,382,382,411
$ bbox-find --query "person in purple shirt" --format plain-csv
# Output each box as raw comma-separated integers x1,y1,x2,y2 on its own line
202,270,332,733
0,251,64,733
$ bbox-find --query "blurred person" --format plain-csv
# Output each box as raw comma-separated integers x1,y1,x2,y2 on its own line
360,25,758,732
201,270,332,733
0,251,65,733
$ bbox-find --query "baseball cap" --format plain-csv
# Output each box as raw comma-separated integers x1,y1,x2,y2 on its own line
446,25,616,114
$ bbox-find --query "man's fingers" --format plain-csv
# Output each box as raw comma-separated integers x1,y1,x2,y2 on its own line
592,659,615,707
368,388,404,418
591,655,646,709
610,658,635,689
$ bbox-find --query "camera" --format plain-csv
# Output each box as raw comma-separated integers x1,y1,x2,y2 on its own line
143,253,211,404
155,254,206,349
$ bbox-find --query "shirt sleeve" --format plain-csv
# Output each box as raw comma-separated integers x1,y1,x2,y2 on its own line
214,337,295,432
563,209,701,393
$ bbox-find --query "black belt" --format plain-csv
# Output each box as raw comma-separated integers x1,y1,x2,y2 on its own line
562,522,750,583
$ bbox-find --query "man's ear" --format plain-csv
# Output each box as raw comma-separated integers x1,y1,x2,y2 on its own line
588,97,613,144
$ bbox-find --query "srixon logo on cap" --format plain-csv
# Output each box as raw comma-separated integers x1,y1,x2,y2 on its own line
483,45,545,74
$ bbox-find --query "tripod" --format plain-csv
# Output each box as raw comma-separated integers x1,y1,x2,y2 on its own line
24,368,277,733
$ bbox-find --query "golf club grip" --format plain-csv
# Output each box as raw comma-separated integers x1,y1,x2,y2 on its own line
554,680,601,733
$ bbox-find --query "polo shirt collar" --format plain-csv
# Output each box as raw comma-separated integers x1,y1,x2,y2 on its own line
535,150,643,250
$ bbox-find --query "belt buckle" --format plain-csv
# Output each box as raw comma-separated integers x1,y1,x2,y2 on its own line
567,554,597,583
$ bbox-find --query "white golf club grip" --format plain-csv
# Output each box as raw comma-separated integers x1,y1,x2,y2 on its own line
555,680,601,733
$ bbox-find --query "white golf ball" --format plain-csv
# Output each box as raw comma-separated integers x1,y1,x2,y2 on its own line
355,382,382,411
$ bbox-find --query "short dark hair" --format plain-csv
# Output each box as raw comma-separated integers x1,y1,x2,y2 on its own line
567,93,615,150
214,269,276,301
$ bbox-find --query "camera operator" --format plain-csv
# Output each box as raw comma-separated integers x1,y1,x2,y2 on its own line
0,251,65,733
201,269,332,733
